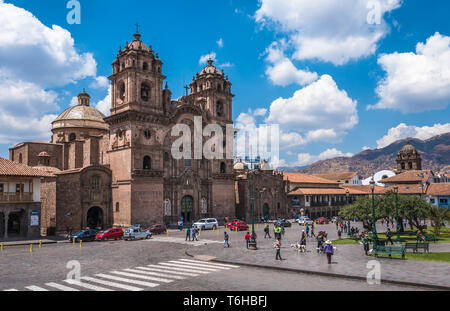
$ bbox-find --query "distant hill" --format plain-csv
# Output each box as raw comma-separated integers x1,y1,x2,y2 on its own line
285,132,450,178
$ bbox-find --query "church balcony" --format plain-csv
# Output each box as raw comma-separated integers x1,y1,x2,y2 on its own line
0,192,34,203
132,169,164,178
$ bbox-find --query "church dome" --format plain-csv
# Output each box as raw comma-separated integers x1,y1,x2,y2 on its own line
126,32,150,52
199,59,223,76
398,141,419,156
52,90,108,131
234,161,245,170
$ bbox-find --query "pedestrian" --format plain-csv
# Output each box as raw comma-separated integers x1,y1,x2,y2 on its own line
362,234,370,256
224,230,231,248
386,228,394,245
193,227,200,241
66,227,71,239
316,232,324,253
310,226,315,237
323,240,334,264
305,225,310,237
185,227,191,241
245,231,251,249
264,224,271,239
300,230,307,250
335,222,339,230
275,239,282,260
281,225,285,236
343,223,347,232
337,228,342,239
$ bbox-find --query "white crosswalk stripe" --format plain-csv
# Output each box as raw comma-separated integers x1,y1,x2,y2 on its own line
178,258,240,268
64,279,113,291
110,271,174,283
3,289,18,291
25,285,48,291
136,266,200,277
81,276,143,291
123,268,186,280
95,273,159,288
45,282,80,291
146,264,210,274
6,258,240,291
150,236,222,246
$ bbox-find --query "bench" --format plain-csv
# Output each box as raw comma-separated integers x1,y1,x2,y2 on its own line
374,245,406,259
417,233,437,243
405,242,430,253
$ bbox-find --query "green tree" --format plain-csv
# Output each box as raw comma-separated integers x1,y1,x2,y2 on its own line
397,195,434,232
429,206,450,236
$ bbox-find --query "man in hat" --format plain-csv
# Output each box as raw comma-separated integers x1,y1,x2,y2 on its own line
275,239,282,260
264,224,271,239
323,240,334,264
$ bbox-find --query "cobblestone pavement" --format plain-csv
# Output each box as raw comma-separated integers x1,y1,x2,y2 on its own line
175,221,450,289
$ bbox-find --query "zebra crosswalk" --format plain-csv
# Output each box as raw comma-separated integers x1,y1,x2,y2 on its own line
149,236,223,246
3,258,240,292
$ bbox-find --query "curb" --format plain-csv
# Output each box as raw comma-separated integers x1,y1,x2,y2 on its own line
0,241,58,247
185,249,449,291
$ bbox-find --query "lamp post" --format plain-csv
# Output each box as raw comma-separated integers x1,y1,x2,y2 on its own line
393,186,401,244
246,153,259,250
370,178,377,249
346,190,350,236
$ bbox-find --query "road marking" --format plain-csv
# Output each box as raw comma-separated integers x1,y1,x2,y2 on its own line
95,273,159,288
110,271,173,283
136,266,200,277
166,261,224,271
81,276,143,291
25,285,48,291
45,282,80,291
64,279,113,291
169,260,231,270
147,264,210,274
123,268,185,280
178,259,240,268
3,289,18,291
156,262,214,273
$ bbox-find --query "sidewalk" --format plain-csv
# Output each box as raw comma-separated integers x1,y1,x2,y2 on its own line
0,236,68,247
183,223,450,290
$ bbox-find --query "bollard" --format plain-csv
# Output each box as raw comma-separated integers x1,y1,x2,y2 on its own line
1,242,3,251
80,240,82,248
72,238,75,245
30,244,33,253
39,240,42,248
166,230,169,237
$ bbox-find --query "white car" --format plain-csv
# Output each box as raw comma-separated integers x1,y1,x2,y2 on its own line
298,217,314,226
124,227,152,240
193,218,218,230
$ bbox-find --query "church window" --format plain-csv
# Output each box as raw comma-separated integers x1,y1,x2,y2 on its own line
91,175,100,191
0,184,3,193
218,84,222,91
69,133,76,142
164,152,169,161
401,162,406,170
141,83,150,102
143,62,148,71
217,102,223,117
220,162,226,173
143,156,151,170
18,153,23,164
119,82,125,101
408,162,413,169
185,159,191,167
144,129,151,139
116,202,120,212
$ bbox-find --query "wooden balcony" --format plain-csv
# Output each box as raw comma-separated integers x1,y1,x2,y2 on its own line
0,192,34,203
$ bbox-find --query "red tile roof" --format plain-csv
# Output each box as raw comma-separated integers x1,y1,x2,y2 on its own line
380,170,432,184
289,187,368,196
426,183,450,196
283,172,339,185
0,157,54,177
382,184,426,195
313,172,358,180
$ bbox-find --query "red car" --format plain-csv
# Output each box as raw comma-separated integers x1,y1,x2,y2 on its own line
225,219,240,228
229,221,249,231
315,217,329,225
95,228,124,241
146,224,167,235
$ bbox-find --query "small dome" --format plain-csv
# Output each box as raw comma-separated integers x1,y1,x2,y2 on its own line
234,162,245,170
127,32,150,52
398,141,418,155
199,59,223,76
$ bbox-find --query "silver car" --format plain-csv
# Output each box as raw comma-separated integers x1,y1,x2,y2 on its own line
124,227,152,240
193,218,218,230
298,217,314,226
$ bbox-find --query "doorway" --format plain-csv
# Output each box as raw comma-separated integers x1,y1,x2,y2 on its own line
181,196,194,224
87,206,103,230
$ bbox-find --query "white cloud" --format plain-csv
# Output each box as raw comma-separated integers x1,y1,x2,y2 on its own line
264,41,318,86
376,123,450,148
199,52,216,65
253,108,267,117
70,96,78,107
218,62,234,68
90,76,110,89
362,146,371,151
0,1,97,87
370,33,450,113
217,38,224,48
294,148,353,167
266,75,358,135
95,86,112,116
255,0,402,65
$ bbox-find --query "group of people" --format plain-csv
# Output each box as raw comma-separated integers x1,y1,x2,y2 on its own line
185,226,200,241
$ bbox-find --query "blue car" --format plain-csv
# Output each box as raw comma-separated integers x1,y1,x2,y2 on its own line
71,229,99,242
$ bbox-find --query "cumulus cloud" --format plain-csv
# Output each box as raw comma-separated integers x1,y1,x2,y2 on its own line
266,75,358,135
264,41,318,86
295,148,353,167
95,86,112,116
370,33,450,113
90,76,110,89
199,52,217,65
376,123,450,148
255,0,402,65
217,38,224,48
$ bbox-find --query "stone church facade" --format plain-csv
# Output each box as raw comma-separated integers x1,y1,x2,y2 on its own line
9,31,236,234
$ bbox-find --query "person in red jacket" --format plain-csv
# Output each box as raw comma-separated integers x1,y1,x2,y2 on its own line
245,232,251,249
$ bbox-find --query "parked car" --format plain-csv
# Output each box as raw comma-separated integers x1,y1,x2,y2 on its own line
95,228,124,241
193,218,219,230
315,217,329,225
71,229,99,242
124,227,152,240
229,220,249,231
225,219,240,228
277,219,292,227
298,217,314,226
146,224,167,235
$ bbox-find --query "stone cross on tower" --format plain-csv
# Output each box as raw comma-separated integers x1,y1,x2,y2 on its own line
135,22,140,33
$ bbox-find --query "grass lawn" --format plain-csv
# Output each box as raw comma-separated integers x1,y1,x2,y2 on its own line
371,252,450,263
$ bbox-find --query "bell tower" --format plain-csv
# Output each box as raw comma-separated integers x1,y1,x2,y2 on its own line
110,31,166,116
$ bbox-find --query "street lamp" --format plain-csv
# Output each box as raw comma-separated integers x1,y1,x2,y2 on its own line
370,178,377,249
393,186,401,244
345,189,351,236
248,170,257,250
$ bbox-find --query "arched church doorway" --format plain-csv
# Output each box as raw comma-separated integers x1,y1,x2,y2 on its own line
87,206,103,230
181,196,194,224
263,203,270,219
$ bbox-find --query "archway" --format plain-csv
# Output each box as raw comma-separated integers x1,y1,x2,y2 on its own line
87,206,103,230
7,210,25,236
262,203,270,219
181,195,194,224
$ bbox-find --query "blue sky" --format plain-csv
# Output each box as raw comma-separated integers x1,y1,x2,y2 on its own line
0,0,449,167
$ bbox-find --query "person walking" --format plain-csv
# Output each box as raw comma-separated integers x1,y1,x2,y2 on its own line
245,232,251,249
337,228,342,239
281,225,285,236
323,240,334,264
386,228,394,245
223,230,231,248
316,232,324,253
264,224,271,239
275,239,282,260
310,225,315,238
300,230,307,250
193,226,199,241
305,225,310,237
362,234,370,256
185,227,191,241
